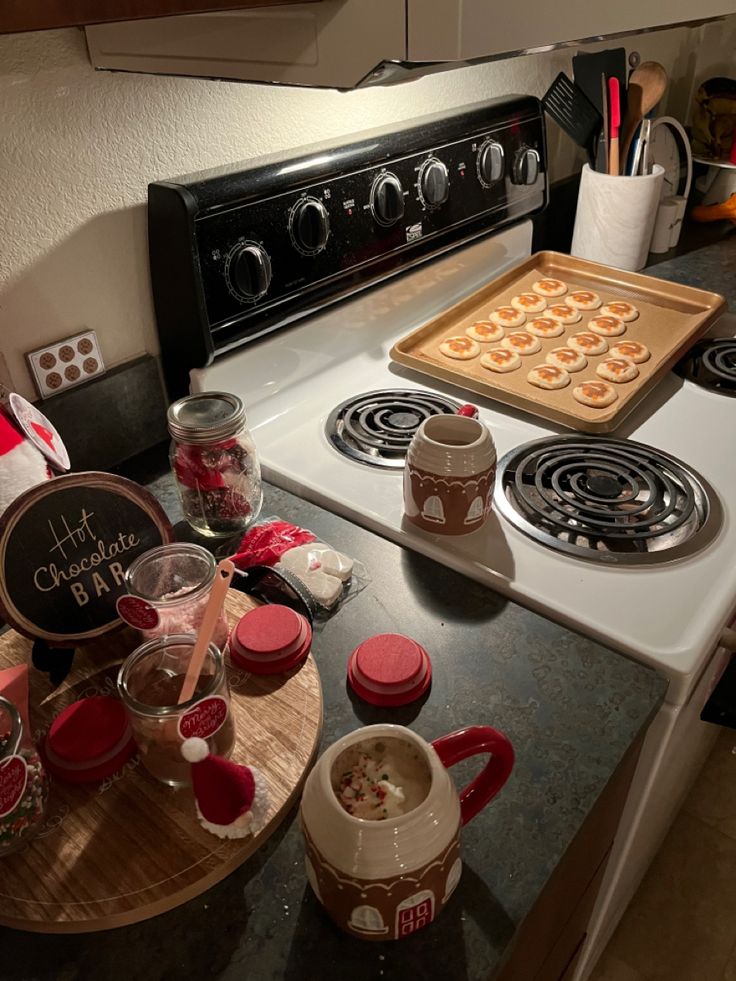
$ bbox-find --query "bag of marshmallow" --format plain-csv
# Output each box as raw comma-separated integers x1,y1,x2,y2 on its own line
229,517,368,619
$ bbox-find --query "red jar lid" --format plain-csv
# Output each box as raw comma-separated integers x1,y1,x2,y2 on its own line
229,604,312,675
348,633,432,707
42,696,136,784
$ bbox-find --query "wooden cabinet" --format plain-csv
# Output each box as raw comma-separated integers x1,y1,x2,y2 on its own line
0,0,318,36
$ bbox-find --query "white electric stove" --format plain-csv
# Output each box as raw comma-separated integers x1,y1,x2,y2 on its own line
149,100,736,979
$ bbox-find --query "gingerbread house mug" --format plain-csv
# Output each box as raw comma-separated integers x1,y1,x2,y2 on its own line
300,723,514,940
403,413,497,535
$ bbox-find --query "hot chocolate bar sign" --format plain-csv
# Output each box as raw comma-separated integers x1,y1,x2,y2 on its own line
0,473,173,644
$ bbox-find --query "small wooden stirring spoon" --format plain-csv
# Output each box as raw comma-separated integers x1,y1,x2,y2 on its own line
619,61,668,174
178,558,235,705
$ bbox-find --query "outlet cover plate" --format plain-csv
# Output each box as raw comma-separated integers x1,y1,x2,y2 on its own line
27,331,105,399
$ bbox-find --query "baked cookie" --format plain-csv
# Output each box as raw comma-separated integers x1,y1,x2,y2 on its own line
532,278,568,297
527,316,564,338
588,315,626,337
609,340,651,364
511,292,548,314
596,358,640,383
572,381,618,408
546,304,583,325
567,332,609,356
439,336,481,360
489,306,526,328
480,348,522,373
566,289,602,311
600,301,639,322
545,347,588,372
466,320,504,343
527,364,571,390
501,331,542,356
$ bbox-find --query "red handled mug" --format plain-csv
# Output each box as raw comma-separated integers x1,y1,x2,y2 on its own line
432,725,515,825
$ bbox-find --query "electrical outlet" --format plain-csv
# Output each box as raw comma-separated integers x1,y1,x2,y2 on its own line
27,331,105,399
0,352,15,406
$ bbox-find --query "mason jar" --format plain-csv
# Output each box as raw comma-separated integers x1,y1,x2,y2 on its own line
0,695,49,856
124,543,229,650
117,634,235,788
168,392,263,538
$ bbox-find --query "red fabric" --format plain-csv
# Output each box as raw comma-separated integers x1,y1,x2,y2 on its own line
229,520,317,570
192,753,256,826
0,408,24,455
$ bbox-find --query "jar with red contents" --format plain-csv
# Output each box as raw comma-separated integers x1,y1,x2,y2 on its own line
0,695,49,857
168,392,263,538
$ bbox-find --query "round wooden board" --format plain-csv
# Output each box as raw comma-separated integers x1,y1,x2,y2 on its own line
0,590,323,932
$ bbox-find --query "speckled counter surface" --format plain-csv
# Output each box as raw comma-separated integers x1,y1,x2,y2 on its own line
647,233,736,312
1,459,665,981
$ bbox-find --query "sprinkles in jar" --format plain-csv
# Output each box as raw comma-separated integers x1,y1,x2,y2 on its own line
0,695,49,857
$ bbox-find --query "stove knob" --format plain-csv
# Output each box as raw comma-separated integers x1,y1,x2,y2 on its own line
418,157,449,208
477,139,504,187
371,172,405,227
290,197,330,255
230,243,272,300
512,147,541,186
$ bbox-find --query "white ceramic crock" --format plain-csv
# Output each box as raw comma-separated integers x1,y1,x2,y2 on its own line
403,414,497,535
300,723,514,940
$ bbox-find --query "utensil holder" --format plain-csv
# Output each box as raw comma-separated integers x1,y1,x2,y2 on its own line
571,164,664,271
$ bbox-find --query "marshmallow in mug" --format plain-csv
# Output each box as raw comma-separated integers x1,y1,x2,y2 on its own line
276,543,354,608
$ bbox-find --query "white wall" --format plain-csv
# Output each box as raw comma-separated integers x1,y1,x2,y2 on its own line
0,18,734,400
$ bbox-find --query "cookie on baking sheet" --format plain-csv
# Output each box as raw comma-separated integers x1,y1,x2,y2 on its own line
466,320,504,343
545,347,587,372
596,358,640,383
588,315,626,337
545,304,583,325
501,331,542,356
511,292,547,314
532,278,568,297
480,348,522,373
567,332,609,356
489,306,526,328
572,381,618,408
566,289,602,311
609,340,651,364
439,336,481,360
600,301,639,322
527,317,564,338
527,364,571,390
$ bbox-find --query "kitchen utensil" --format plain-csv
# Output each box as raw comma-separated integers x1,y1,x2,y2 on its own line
631,118,652,176
178,558,234,704
390,248,725,434
403,414,496,535
572,48,627,115
608,77,621,176
0,589,323,931
300,722,514,940
542,72,601,163
596,73,610,173
620,61,668,173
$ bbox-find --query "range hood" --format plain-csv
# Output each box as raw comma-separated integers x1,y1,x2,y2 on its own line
85,0,735,90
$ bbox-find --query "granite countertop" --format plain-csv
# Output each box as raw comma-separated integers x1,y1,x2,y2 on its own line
647,234,736,312
1,457,666,981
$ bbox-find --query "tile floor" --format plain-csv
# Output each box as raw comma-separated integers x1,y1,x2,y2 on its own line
590,727,736,981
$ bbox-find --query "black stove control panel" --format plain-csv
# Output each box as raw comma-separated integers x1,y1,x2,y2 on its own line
149,96,547,397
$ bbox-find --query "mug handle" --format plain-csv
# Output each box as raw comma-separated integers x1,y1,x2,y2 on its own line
432,725,514,826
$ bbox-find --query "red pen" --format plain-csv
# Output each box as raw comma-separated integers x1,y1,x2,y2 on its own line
608,77,621,176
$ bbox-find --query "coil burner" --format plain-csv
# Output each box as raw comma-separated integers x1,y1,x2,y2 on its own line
326,389,460,469
494,435,713,563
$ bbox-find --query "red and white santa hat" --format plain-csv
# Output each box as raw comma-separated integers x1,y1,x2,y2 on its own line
0,407,51,516
181,737,269,840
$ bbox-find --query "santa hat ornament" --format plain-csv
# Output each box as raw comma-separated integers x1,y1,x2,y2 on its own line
0,407,51,516
181,738,269,840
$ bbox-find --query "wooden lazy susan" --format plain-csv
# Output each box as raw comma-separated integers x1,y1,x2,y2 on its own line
0,590,323,933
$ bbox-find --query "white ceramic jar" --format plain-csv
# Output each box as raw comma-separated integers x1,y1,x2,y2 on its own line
403,414,497,535
300,723,514,941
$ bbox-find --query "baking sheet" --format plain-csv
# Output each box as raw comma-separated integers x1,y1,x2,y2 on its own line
390,251,726,433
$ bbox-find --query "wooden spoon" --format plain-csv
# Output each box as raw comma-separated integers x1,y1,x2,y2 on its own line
619,62,668,173
178,558,235,704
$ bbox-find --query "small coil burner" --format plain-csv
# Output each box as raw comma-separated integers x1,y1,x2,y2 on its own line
675,338,736,396
494,435,713,564
326,389,460,469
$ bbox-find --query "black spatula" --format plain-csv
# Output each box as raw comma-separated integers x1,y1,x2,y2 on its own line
542,72,602,166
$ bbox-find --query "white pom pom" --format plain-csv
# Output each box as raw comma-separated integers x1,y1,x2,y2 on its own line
181,737,209,763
